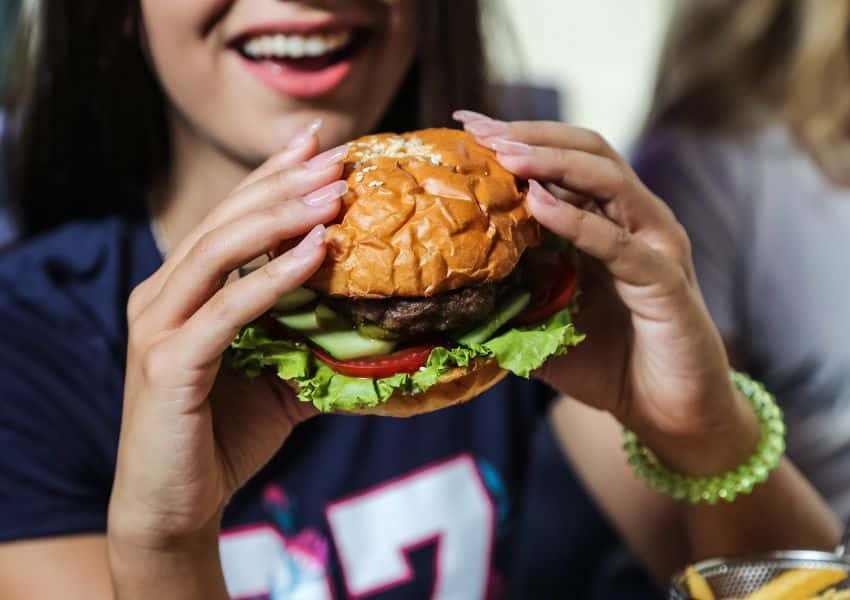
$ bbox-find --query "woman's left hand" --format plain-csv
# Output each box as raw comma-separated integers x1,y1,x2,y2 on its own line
455,112,760,475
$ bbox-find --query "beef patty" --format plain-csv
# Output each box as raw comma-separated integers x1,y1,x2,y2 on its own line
327,274,521,341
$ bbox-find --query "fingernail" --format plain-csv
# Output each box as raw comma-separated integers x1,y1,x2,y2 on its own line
292,224,326,257
487,137,533,155
288,118,323,149
529,180,557,206
464,119,509,137
304,143,350,170
453,109,493,123
302,180,348,206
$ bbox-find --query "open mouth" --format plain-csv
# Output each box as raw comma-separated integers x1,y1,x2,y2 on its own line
235,28,370,74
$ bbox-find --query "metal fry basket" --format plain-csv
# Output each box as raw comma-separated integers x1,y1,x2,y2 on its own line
669,530,850,599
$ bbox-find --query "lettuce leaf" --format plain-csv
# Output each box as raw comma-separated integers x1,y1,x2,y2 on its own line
227,307,584,412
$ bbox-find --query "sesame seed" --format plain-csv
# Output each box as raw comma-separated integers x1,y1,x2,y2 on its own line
354,172,364,182
350,136,446,165
368,180,384,188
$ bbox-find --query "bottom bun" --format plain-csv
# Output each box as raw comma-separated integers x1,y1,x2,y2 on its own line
287,359,508,418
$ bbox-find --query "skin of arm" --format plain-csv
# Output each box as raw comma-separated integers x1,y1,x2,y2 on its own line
0,537,113,599
551,397,839,586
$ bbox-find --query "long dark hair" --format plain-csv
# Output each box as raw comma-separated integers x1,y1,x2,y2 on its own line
3,0,488,237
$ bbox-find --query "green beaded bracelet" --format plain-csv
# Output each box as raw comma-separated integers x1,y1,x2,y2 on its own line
623,371,786,504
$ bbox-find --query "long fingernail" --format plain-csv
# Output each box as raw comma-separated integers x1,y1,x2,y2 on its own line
529,180,557,206
292,224,326,257
487,137,533,155
287,118,323,149
305,143,350,170
302,180,348,206
453,109,493,123
464,119,509,136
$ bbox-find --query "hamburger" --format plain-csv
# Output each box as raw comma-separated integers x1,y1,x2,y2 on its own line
229,129,584,416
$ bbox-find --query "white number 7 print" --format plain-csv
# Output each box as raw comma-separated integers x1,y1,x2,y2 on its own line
326,454,495,599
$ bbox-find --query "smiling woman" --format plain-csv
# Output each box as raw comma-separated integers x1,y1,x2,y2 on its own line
3,0,486,237
0,1,841,599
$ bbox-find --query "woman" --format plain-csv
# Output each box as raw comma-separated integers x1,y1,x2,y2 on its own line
635,0,850,521
0,1,839,598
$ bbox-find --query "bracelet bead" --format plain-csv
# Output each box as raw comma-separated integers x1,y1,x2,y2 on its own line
623,371,785,504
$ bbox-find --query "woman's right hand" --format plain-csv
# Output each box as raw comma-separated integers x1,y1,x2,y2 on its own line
107,129,350,591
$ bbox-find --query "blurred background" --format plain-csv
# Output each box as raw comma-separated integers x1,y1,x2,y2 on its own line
0,0,675,151
490,0,675,151
0,0,18,90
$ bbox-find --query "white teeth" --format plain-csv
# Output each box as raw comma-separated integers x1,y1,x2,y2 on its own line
242,31,353,59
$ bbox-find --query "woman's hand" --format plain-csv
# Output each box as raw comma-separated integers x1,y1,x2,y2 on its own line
108,130,350,587
455,111,760,476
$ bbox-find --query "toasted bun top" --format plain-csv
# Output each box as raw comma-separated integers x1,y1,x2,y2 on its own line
304,129,540,298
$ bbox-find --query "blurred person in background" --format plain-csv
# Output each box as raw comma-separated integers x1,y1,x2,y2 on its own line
635,0,850,520
0,0,840,598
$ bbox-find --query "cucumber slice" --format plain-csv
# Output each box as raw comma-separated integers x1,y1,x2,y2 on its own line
315,303,352,330
357,323,399,341
307,329,397,360
456,292,532,346
273,287,318,312
274,310,320,332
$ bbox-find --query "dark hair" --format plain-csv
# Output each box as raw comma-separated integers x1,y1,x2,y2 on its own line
3,0,488,237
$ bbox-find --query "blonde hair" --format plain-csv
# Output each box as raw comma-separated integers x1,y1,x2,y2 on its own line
649,0,850,184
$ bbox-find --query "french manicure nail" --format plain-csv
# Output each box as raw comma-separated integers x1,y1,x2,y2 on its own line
292,224,326,257
488,137,533,155
453,109,493,123
529,180,557,205
304,143,350,170
287,118,323,149
302,180,348,206
464,119,509,137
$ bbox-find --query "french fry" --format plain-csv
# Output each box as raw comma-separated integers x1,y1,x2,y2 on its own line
744,568,847,600
685,566,716,600
812,589,850,599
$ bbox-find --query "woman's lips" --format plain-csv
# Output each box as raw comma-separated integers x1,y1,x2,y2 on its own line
235,26,365,98
239,55,354,98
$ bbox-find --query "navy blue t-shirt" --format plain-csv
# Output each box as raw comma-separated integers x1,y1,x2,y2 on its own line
0,215,657,599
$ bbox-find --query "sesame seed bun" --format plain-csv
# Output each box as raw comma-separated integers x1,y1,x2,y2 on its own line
304,128,541,298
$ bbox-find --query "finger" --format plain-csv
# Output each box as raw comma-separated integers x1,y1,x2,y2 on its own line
205,143,349,234
233,119,322,193
452,109,492,123
543,183,602,212
141,181,346,330
146,148,347,299
528,180,670,288
491,140,676,233
173,225,328,368
492,144,625,201
455,112,616,158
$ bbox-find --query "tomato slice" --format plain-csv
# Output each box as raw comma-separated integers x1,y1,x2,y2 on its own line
512,260,578,326
311,344,438,379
